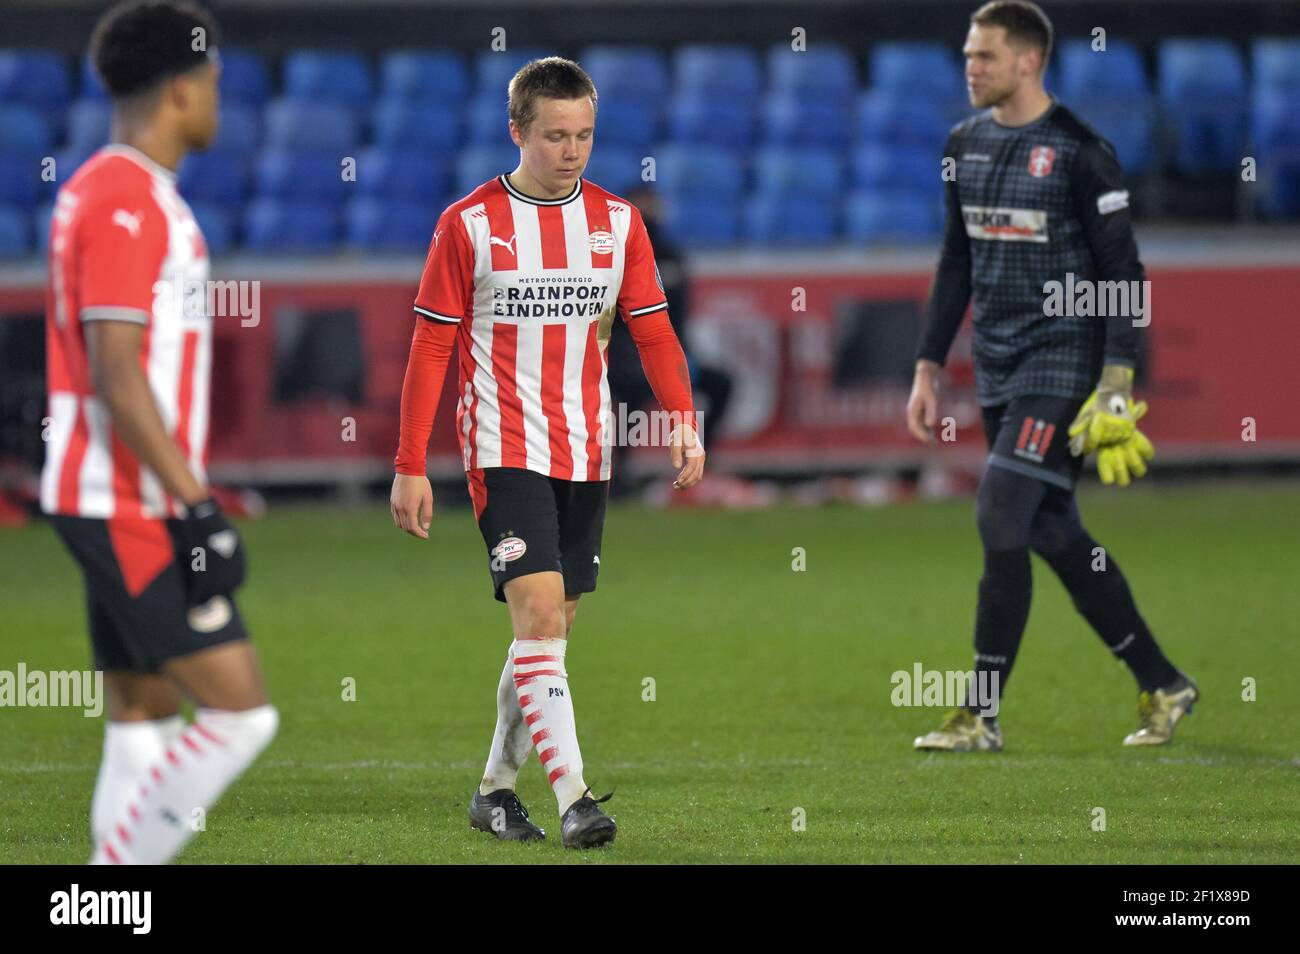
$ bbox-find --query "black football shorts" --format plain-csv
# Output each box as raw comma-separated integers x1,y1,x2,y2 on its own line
982,394,1088,490
47,514,249,672
466,467,608,603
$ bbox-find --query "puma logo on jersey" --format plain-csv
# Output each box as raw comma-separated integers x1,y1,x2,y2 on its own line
489,234,517,255
111,209,143,238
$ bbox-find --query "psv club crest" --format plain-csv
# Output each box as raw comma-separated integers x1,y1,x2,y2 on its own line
1027,146,1056,178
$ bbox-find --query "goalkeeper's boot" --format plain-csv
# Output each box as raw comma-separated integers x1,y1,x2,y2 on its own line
560,790,616,849
469,788,546,841
1123,674,1199,746
914,708,1004,752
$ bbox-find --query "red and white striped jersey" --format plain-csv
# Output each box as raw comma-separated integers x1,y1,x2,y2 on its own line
413,174,668,481
41,145,211,519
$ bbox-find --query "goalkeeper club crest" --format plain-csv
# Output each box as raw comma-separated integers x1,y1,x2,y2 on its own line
1028,146,1056,178
1013,416,1056,463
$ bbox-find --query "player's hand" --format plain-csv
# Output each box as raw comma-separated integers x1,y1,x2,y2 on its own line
1068,364,1147,457
670,422,705,490
177,497,246,606
907,361,941,443
391,473,434,539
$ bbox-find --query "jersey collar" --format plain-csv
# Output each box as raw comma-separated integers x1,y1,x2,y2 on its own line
499,173,582,206
101,143,179,183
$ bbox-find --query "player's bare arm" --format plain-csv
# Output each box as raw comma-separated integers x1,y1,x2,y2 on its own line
86,318,207,506
907,359,942,443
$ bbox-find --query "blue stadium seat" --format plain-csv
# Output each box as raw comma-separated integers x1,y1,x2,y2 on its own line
210,103,261,153
660,194,739,247
244,198,338,252
219,49,270,105
0,106,54,152
454,145,518,195
1158,40,1248,174
649,145,745,201
1058,38,1148,101
254,149,350,201
753,147,843,201
187,201,235,256
579,46,669,107
52,146,96,189
0,50,73,113
465,95,513,146
282,51,372,108
0,151,45,209
673,45,762,101
178,150,250,206
761,92,851,148
354,147,448,201
743,194,836,245
666,92,757,147
65,99,110,152
372,97,462,151
869,43,964,102
0,205,30,257
845,190,942,244
767,44,857,105
854,91,949,151
474,49,552,97
34,201,53,254
1253,39,1300,94
580,148,642,196
592,98,657,151
264,98,359,152
381,50,470,104
1253,90,1300,153
345,198,441,251
1257,147,1300,219
849,144,943,194
1159,39,1247,102
1074,104,1158,175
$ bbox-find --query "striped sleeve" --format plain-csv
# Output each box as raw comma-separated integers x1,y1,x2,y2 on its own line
77,190,168,325
617,205,669,321
413,209,474,324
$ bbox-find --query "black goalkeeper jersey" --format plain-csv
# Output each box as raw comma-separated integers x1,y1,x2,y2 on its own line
916,98,1145,406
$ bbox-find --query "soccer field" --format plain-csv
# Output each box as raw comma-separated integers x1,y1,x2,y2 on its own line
2,484,1297,864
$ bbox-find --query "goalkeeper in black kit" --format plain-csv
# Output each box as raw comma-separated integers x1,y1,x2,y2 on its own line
907,1,1197,751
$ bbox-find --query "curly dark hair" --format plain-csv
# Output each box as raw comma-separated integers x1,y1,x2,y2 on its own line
89,1,219,98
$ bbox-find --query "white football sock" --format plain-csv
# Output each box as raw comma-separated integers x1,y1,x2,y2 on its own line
512,637,588,815
90,705,278,865
91,715,184,846
480,645,534,795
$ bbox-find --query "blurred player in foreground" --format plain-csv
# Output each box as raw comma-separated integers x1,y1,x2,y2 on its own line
907,1,1196,752
43,1,276,863
391,58,703,847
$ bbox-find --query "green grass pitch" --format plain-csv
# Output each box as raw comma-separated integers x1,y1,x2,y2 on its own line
1,484,1296,863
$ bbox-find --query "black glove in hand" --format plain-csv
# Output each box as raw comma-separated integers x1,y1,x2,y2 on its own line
178,498,246,605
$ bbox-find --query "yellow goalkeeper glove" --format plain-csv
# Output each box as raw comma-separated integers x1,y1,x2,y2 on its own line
1095,428,1155,486
1069,364,1156,485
